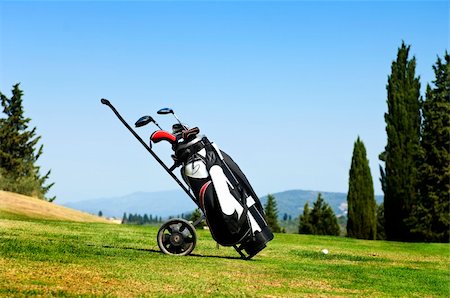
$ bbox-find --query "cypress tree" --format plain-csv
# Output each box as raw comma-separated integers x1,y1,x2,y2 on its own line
298,202,314,234
347,137,377,239
376,203,386,240
0,84,54,201
264,194,281,233
379,42,421,241
409,53,450,242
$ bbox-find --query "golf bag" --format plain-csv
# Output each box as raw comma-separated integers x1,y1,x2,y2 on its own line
101,98,273,259
171,131,274,258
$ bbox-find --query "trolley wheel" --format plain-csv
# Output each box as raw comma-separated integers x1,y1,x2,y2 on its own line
157,218,197,256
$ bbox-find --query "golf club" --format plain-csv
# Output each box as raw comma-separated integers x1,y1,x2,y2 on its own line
100,98,196,202
135,115,162,130
157,107,188,130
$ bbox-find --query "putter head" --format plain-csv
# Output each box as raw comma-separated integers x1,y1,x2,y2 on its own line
157,108,174,115
135,115,155,128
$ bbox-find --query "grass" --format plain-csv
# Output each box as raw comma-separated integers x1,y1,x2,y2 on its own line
1,213,449,297
0,191,110,223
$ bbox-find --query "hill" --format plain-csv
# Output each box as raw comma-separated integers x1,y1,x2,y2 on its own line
261,190,383,218
64,189,383,219
63,190,194,219
0,190,111,223
0,213,448,296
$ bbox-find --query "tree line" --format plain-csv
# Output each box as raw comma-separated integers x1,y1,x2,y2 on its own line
121,209,205,227
379,43,449,242
121,212,164,225
265,43,448,243
264,193,341,236
347,43,448,243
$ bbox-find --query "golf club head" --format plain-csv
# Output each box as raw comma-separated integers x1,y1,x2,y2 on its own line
157,108,174,115
135,115,155,128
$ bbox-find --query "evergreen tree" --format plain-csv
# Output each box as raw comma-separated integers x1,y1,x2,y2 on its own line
379,42,421,241
0,84,54,201
190,208,205,229
264,194,281,233
298,202,314,234
409,53,450,242
347,137,377,239
122,212,127,224
376,203,386,240
299,194,340,236
310,194,340,236
98,210,103,217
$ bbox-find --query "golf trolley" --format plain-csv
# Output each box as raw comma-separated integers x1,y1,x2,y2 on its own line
101,99,273,259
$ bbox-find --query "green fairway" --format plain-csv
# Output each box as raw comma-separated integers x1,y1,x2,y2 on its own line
1,215,448,297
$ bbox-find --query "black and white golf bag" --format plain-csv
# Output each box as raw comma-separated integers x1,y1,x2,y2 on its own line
173,131,274,258
101,99,272,259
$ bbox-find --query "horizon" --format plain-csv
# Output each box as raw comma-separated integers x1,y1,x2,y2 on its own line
0,1,447,203
67,187,385,204
61,188,385,220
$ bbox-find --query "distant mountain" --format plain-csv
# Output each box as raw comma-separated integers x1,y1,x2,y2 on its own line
63,190,196,218
261,190,383,218
62,189,383,219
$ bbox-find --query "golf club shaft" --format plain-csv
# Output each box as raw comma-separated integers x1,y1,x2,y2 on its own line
154,122,163,130
100,98,196,201
172,113,188,130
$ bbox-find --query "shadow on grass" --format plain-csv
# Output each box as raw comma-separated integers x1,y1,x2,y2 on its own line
97,244,161,254
93,244,244,260
292,250,390,262
189,253,243,260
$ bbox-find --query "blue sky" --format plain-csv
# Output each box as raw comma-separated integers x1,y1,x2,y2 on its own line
0,1,448,203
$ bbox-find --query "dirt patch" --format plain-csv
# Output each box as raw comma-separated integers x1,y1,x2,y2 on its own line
0,191,111,223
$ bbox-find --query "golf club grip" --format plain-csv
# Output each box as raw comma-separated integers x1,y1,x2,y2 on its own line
100,99,196,201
